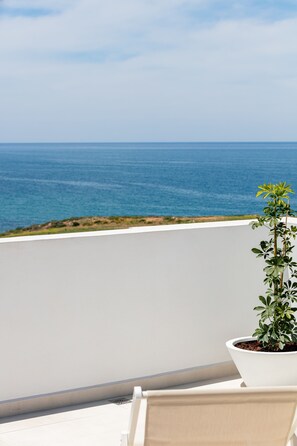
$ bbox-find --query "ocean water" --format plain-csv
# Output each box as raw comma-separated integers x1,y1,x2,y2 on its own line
0,142,297,233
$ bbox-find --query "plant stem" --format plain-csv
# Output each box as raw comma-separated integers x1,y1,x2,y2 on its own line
280,210,288,290
274,197,278,298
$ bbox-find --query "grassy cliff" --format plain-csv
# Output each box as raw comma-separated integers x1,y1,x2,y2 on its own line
0,215,256,238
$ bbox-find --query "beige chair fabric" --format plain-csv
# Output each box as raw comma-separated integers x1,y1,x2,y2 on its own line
142,387,297,446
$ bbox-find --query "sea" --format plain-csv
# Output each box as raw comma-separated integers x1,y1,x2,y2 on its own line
0,142,297,233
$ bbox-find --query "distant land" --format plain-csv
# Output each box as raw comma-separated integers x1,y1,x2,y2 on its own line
0,215,256,238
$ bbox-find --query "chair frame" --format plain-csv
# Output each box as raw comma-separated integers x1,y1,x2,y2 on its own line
121,385,297,446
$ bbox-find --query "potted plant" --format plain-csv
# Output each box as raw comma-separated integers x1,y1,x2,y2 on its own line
226,182,297,386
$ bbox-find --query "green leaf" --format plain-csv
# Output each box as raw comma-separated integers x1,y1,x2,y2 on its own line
252,248,262,254
254,306,265,311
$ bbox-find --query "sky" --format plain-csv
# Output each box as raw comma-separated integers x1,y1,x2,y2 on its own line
1,0,297,142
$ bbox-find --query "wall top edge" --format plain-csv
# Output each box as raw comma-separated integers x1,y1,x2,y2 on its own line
0,219,259,244
4,217,297,245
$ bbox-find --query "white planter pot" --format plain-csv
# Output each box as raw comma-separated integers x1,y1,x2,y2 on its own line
226,336,297,387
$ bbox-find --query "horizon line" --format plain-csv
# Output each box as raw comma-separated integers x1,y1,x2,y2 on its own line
1,141,297,145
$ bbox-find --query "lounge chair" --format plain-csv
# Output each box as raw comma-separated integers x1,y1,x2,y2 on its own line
121,386,297,446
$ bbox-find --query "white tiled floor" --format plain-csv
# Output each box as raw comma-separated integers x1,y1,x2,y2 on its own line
0,376,241,446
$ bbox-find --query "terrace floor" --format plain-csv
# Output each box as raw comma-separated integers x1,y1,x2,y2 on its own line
0,374,240,446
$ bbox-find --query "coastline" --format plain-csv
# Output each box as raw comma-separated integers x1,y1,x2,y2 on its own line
0,215,256,238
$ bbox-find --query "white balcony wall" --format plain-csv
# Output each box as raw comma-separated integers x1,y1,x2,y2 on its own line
0,221,266,402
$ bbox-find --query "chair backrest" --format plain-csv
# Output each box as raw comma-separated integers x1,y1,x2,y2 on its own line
143,387,297,446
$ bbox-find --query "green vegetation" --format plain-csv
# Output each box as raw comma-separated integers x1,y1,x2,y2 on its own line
0,214,256,238
252,182,297,351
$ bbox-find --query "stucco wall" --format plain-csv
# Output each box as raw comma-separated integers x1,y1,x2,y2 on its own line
0,220,266,401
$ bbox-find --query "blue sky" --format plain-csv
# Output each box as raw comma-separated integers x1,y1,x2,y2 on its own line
1,0,297,142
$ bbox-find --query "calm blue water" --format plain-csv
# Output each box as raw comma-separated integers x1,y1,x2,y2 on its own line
0,142,297,233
